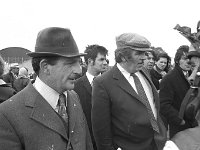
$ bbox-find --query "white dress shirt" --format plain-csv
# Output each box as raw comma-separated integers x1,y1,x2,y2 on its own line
33,76,68,111
117,63,157,119
163,140,179,150
86,72,95,85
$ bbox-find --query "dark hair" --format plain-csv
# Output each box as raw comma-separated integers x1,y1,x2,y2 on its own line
145,51,156,60
155,52,170,62
84,45,108,65
174,45,189,65
0,55,5,77
31,56,60,75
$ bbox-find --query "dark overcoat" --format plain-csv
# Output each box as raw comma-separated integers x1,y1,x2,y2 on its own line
0,83,93,150
159,65,191,138
92,65,167,150
74,74,96,149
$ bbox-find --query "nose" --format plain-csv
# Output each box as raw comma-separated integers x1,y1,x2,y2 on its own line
103,59,108,65
74,63,82,75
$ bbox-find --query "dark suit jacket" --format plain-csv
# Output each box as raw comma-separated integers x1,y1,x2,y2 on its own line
92,65,167,150
159,65,191,138
0,83,93,150
74,75,96,149
2,71,16,87
0,83,16,103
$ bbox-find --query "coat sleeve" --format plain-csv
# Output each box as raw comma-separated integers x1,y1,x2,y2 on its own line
91,79,115,150
159,77,182,125
0,112,23,150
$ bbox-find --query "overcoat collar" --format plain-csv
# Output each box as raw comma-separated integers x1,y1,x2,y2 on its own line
24,83,78,141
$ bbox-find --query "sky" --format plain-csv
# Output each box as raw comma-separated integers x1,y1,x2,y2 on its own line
0,0,200,65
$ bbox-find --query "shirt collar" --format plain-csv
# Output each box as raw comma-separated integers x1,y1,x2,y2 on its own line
86,71,100,85
117,63,140,77
33,76,67,109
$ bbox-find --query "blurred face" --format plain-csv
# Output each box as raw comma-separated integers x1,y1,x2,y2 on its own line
179,54,191,71
92,53,107,74
190,56,200,70
155,57,167,71
12,67,19,75
143,52,155,70
124,50,146,73
48,57,82,93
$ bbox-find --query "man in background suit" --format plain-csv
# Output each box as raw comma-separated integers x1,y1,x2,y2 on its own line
0,27,93,150
74,44,108,150
92,33,167,150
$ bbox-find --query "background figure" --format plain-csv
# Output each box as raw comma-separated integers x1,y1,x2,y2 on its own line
2,63,19,88
13,67,31,92
163,101,200,150
150,52,170,90
0,55,16,103
74,44,108,150
0,27,93,150
143,51,156,71
92,33,167,150
159,45,194,138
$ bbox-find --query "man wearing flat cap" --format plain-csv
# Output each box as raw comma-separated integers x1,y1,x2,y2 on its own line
92,33,167,150
0,27,93,150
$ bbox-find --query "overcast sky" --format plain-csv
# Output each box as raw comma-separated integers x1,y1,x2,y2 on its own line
0,0,199,65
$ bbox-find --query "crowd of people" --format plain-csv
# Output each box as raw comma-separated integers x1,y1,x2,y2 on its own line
0,26,200,150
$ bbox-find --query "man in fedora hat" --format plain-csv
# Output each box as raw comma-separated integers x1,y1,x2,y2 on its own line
0,27,93,150
91,33,167,150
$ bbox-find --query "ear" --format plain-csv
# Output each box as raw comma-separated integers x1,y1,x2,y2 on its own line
40,59,50,75
88,58,94,65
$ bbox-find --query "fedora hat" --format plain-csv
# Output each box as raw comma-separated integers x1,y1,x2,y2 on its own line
116,33,152,52
188,44,200,59
27,27,86,58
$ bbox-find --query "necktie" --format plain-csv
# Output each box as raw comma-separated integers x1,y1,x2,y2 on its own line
91,76,96,86
131,73,159,133
57,94,69,128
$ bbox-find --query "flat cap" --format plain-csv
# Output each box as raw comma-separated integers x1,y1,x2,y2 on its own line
116,33,152,51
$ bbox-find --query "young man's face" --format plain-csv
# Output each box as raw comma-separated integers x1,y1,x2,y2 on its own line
92,53,107,74
189,56,200,70
143,52,155,70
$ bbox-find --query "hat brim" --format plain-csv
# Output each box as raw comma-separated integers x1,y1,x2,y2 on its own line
129,47,152,52
26,52,86,58
119,46,152,51
188,51,200,59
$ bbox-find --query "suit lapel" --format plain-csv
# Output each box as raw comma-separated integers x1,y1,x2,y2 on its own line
24,83,68,141
112,65,142,101
112,65,159,109
82,75,92,94
67,90,78,138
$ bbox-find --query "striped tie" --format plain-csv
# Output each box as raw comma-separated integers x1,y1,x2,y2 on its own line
57,94,69,128
131,73,159,133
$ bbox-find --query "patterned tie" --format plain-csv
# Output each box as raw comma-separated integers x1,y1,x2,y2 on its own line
131,73,159,133
57,94,69,128
91,76,97,86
